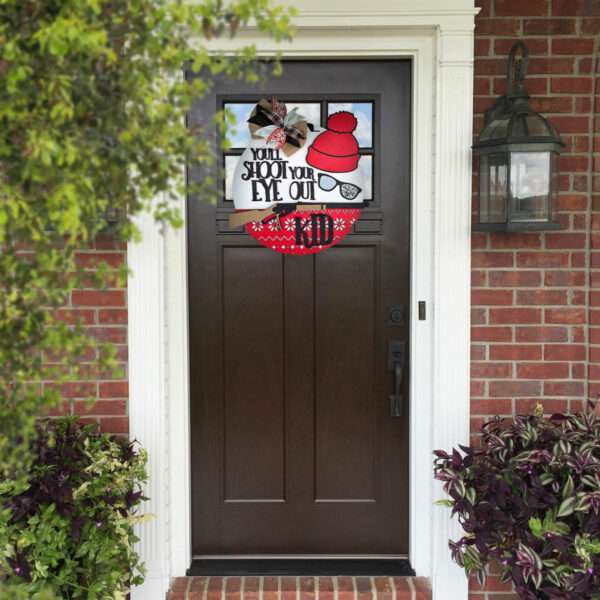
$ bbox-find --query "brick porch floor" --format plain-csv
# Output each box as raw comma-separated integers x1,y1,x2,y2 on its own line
167,576,432,600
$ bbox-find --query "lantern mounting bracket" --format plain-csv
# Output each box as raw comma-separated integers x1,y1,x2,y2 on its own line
483,41,530,127
506,40,529,99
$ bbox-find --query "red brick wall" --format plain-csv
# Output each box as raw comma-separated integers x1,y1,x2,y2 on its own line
47,234,129,435
470,0,599,598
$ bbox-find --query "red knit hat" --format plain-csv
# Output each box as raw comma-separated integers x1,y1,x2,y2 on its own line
306,111,360,173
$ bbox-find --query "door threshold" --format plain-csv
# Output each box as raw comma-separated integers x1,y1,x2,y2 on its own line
187,558,415,577
194,555,408,560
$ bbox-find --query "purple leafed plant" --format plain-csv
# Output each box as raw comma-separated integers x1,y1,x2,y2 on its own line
434,407,600,600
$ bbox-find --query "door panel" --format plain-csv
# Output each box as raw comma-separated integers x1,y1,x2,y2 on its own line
188,60,411,556
314,246,377,502
223,248,285,502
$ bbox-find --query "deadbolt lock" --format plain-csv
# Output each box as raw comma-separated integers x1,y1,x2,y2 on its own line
386,304,405,327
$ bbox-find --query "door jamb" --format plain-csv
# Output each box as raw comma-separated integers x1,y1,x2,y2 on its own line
128,8,476,600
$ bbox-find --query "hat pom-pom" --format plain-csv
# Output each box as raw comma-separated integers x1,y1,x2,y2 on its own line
327,111,357,133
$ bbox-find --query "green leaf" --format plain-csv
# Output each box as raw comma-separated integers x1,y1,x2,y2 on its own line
435,499,454,508
557,496,577,518
529,517,543,539
562,475,574,499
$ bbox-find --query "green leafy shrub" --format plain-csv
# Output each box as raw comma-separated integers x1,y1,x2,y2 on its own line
0,0,294,482
434,409,600,599
0,417,148,598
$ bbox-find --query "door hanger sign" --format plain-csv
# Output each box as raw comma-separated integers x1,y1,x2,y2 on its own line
229,98,366,255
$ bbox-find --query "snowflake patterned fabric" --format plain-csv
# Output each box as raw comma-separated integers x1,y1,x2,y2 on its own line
245,208,360,256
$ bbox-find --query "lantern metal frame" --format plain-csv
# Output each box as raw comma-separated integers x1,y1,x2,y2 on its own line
472,41,565,232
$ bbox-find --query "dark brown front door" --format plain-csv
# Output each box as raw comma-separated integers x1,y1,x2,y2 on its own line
188,61,411,556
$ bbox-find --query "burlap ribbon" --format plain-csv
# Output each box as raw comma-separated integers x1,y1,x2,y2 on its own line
247,98,310,157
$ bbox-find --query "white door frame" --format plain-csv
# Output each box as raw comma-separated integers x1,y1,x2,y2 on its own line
128,3,477,599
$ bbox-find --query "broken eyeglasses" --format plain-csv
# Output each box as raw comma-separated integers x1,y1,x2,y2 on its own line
318,174,362,200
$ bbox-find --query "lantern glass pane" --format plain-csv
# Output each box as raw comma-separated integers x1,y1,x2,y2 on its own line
480,153,508,223
525,114,550,137
551,152,559,220
510,152,551,222
479,118,510,142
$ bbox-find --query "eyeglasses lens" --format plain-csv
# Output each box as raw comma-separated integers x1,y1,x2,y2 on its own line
318,174,337,191
340,183,361,200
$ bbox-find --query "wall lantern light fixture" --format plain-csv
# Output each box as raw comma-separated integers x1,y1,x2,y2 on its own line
472,41,564,232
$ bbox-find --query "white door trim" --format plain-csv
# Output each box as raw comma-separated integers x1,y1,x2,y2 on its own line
129,3,476,599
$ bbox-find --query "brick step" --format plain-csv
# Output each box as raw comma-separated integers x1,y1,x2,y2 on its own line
167,576,431,600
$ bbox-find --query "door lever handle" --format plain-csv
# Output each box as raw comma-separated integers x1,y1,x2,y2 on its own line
389,362,404,417
388,340,406,417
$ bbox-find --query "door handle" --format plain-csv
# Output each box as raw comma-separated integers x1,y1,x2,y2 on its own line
388,340,406,417
390,362,404,417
